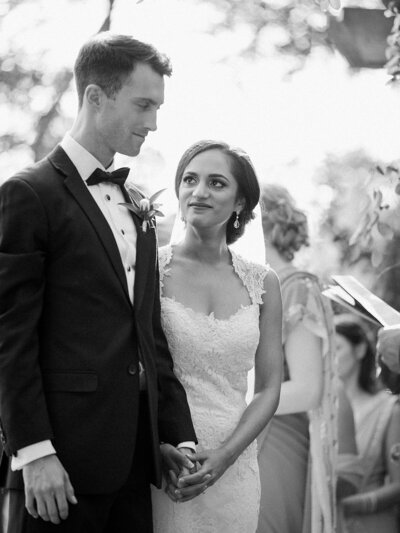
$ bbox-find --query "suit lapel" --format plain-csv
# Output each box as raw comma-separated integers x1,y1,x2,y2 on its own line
121,186,154,313
48,146,131,305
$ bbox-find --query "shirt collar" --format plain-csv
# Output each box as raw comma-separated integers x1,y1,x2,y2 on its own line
60,133,114,182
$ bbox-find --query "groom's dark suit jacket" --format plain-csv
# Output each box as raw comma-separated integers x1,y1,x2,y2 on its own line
0,146,196,494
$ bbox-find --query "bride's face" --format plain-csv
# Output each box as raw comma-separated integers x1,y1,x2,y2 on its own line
179,149,243,232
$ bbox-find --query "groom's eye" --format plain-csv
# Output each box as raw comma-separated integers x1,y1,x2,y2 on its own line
136,100,151,110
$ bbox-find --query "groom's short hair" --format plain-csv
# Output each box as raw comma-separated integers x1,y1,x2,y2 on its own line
74,32,172,108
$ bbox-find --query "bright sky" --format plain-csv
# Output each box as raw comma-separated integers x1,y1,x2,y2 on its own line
2,0,400,214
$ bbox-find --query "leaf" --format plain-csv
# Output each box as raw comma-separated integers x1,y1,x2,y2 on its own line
149,188,167,203
349,219,367,245
372,211,380,226
376,165,385,175
118,202,141,216
125,184,145,207
395,182,400,195
154,210,165,217
377,221,395,238
373,190,383,204
371,248,384,268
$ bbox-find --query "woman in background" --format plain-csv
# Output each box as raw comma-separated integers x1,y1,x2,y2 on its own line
257,184,337,533
335,315,400,533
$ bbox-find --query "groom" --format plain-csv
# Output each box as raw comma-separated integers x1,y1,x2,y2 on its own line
0,32,196,532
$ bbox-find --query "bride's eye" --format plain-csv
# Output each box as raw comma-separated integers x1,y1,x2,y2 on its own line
182,175,196,185
210,179,225,189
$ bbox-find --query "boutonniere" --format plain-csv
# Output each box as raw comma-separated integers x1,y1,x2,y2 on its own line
119,184,166,233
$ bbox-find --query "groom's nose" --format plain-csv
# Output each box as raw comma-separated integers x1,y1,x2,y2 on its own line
144,108,158,132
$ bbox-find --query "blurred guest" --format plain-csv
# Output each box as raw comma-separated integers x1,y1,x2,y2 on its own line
336,380,361,499
257,184,337,533
335,381,363,533
377,325,400,374
335,315,400,533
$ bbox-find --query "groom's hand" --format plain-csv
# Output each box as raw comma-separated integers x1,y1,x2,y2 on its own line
160,444,195,478
173,448,232,502
23,454,77,524
160,444,198,502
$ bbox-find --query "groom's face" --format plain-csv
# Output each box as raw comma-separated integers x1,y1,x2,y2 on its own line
97,62,165,159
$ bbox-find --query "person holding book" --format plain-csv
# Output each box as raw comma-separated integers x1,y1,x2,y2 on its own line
377,325,400,374
335,315,400,533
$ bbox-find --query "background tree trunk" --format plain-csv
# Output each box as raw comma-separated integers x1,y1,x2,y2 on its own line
32,0,116,161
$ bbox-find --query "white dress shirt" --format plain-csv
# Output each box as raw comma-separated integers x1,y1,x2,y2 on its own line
12,134,194,471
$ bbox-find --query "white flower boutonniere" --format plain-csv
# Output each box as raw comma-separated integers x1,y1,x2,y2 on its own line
120,184,166,233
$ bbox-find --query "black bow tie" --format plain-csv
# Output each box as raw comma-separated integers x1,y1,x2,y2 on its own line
86,167,130,187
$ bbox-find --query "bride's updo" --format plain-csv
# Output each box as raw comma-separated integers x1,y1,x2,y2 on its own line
261,184,309,261
175,140,260,245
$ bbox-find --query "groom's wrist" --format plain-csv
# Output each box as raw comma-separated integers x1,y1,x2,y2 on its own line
177,441,196,453
11,440,56,471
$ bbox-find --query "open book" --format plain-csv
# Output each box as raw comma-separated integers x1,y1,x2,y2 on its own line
322,275,400,327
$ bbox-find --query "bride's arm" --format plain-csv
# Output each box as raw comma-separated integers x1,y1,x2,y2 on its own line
274,323,323,415
174,270,283,501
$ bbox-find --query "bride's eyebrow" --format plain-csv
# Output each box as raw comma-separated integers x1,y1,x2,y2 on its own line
208,173,228,180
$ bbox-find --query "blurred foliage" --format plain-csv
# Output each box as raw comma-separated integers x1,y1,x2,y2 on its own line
197,0,334,69
0,0,115,175
384,0,400,84
315,150,400,309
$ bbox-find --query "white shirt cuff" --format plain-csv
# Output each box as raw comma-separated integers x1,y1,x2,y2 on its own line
11,440,56,471
177,441,196,453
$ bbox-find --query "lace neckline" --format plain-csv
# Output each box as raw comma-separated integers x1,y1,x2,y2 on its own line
159,244,258,322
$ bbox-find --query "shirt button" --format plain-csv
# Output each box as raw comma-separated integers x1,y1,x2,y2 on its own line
121,229,125,235
105,194,111,201
127,266,131,272
127,363,137,376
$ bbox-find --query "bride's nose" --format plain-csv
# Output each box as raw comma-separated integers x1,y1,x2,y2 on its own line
192,179,209,199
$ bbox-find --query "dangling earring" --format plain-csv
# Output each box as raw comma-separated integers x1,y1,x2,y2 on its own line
233,212,240,229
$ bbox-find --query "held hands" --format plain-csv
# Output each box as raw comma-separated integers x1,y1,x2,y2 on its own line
160,444,197,502
22,454,77,524
166,447,234,503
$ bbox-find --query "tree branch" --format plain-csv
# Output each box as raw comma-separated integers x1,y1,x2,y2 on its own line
31,0,116,160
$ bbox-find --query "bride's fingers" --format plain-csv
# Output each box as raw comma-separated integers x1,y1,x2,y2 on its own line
178,470,212,488
164,482,178,502
174,477,210,501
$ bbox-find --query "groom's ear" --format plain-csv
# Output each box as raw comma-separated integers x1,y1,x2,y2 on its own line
85,84,103,109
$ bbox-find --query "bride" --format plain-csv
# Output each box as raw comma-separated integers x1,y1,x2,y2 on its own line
151,140,283,533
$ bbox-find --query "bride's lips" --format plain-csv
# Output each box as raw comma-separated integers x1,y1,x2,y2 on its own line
133,133,146,140
189,202,212,209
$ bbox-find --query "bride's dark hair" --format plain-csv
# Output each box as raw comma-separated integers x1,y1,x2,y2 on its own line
261,184,309,261
175,140,260,245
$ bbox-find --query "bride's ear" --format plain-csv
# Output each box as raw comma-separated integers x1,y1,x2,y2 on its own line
235,197,245,214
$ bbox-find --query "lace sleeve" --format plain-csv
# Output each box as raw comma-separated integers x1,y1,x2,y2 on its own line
231,251,270,305
158,244,173,292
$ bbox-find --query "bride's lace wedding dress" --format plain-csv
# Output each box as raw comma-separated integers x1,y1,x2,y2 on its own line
151,244,270,533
